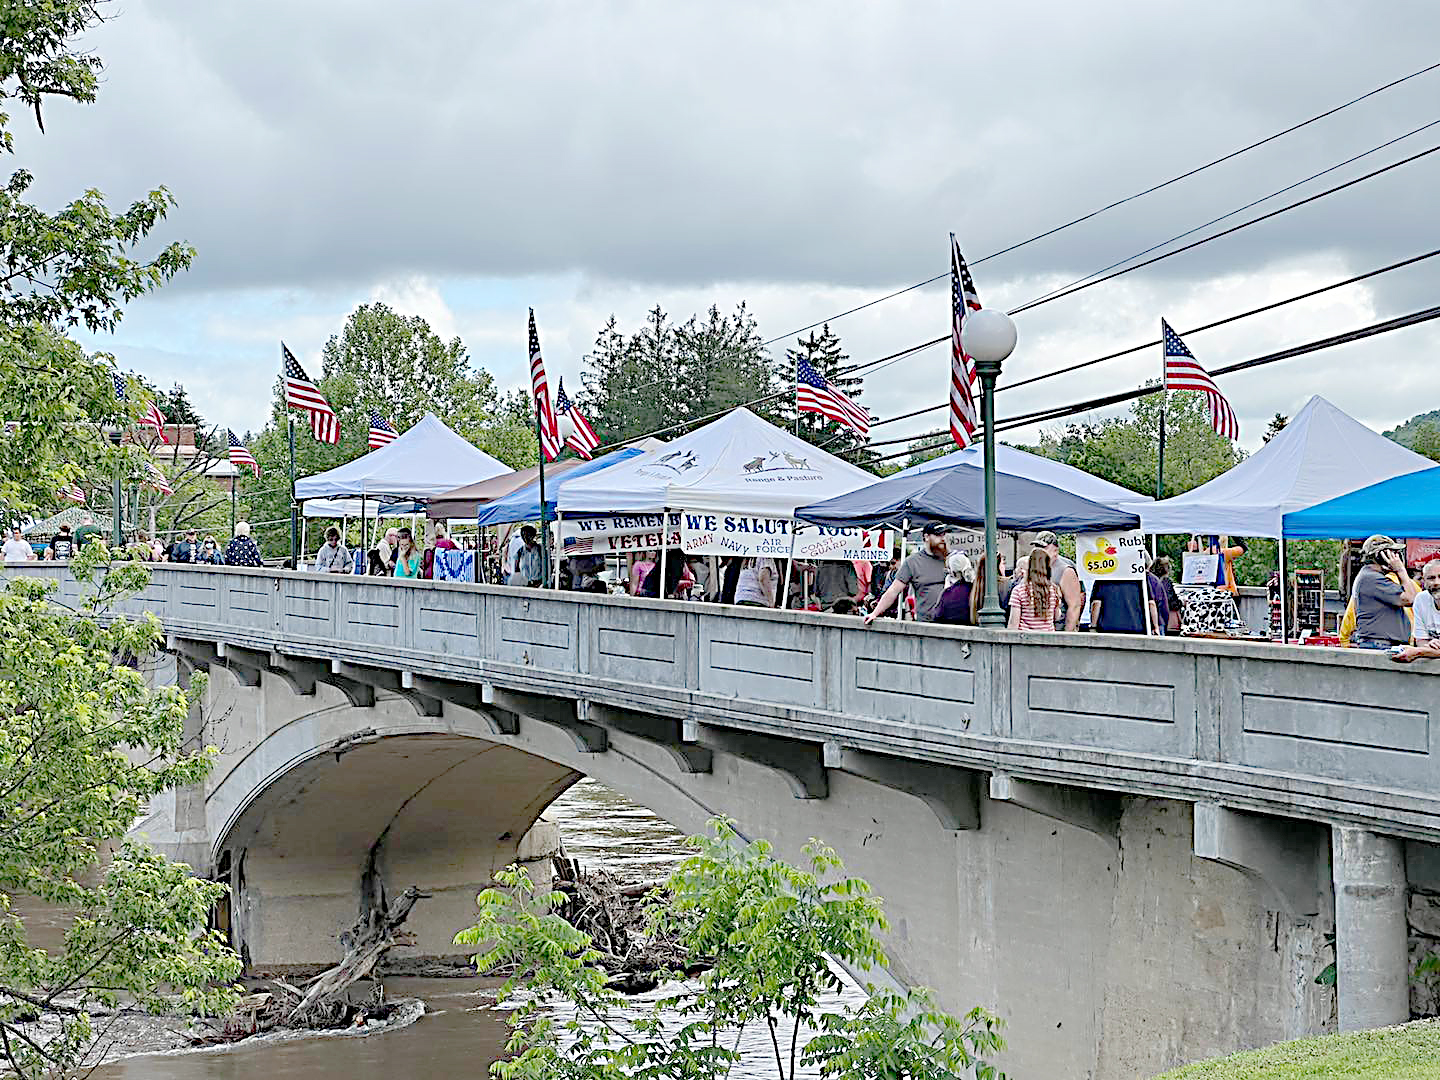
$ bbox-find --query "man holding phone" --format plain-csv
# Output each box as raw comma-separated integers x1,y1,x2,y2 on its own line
1350,535,1417,650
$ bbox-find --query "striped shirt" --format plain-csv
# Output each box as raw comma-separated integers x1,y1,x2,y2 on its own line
1009,580,1060,631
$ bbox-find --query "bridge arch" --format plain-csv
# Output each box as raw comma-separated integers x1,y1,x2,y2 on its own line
204,670,776,966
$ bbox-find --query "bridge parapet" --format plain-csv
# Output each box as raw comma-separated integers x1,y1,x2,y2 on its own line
15,562,1438,842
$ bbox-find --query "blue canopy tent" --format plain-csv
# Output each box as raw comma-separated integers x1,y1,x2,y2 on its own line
472,447,647,527
1282,466,1440,539
795,467,1140,533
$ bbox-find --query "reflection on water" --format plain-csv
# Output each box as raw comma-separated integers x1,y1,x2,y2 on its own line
82,778,862,1080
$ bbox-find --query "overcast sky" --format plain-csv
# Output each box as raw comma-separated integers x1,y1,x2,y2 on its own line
17,0,1440,449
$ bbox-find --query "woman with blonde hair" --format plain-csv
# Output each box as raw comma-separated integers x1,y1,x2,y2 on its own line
1006,548,1060,632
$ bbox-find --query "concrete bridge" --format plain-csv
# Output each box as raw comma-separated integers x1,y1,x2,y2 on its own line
15,563,1440,1078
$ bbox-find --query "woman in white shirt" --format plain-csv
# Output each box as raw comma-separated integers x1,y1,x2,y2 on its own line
733,558,777,607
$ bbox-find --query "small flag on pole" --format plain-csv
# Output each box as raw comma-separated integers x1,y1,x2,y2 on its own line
367,410,399,449
1161,319,1239,440
144,460,174,496
796,356,870,437
111,372,171,444
949,234,982,449
61,483,85,505
227,429,259,477
553,379,599,459
282,343,340,443
139,398,170,444
528,309,561,462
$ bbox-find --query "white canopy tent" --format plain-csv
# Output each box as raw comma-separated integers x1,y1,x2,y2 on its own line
294,413,508,500
302,498,421,518
1129,395,1436,538
557,407,879,517
896,443,1151,506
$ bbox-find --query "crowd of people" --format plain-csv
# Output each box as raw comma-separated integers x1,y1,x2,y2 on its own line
5,516,1437,659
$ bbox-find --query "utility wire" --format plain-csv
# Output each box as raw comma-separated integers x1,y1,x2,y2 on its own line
837,244,1440,444
1015,117,1440,312
757,58,1440,348
592,99,1440,454
1006,139,1440,316
866,302,1440,465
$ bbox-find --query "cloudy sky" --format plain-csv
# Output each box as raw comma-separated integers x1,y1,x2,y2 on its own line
17,1,1440,451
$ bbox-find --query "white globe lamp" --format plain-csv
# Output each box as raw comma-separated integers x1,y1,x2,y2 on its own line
960,308,1018,366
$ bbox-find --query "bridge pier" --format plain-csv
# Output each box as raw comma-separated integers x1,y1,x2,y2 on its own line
1331,826,1409,1031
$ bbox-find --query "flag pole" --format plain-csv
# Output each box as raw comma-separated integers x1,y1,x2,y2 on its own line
288,412,298,567
536,398,549,589
1156,319,1167,501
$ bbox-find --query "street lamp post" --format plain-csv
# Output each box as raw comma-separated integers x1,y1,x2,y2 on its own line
961,308,1019,628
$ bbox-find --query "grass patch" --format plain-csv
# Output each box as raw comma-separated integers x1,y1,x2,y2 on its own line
1155,1021,1440,1079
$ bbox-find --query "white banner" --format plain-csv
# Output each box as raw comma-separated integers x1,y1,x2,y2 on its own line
677,511,894,560
559,512,681,555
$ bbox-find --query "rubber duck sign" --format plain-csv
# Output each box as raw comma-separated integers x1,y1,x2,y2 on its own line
1076,530,1148,581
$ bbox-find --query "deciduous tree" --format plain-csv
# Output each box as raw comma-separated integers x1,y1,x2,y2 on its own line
456,819,1005,1080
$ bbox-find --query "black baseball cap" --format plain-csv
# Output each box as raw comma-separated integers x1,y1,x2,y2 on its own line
921,522,952,536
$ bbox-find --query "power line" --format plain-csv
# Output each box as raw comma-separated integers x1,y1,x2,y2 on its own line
843,244,1440,441
755,59,1440,348
866,302,1440,465
1015,116,1440,312
1007,138,1440,316
589,94,1440,456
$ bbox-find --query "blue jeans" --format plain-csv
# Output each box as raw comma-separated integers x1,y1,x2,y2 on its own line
1351,638,1399,651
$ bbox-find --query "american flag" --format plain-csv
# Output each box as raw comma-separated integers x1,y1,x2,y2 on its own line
565,536,595,555
796,356,869,437
61,483,85,505
949,234,982,449
553,378,599,459
368,410,399,449
529,309,561,462
140,397,170,444
1161,319,1238,440
227,429,259,477
111,372,171,444
144,460,174,496
282,343,339,444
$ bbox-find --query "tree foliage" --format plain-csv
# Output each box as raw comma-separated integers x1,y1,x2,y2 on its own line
580,304,784,445
456,819,1005,1080
0,548,241,1076
1024,389,1244,499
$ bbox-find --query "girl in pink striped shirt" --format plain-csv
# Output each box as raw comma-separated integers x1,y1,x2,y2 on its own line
1007,549,1060,632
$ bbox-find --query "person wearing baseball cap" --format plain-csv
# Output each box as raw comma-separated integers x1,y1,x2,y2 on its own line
865,522,951,624
1351,535,1418,649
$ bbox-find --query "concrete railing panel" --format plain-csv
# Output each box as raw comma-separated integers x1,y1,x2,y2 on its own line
488,593,580,672
1224,656,1435,791
585,601,690,688
841,628,984,733
1008,642,1197,757
412,583,482,660
698,613,824,708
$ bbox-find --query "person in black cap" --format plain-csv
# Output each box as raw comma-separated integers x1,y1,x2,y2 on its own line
864,522,951,624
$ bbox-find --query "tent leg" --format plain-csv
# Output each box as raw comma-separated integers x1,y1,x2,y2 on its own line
300,517,308,570
1278,540,1288,642
657,511,670,600
554,512,564,589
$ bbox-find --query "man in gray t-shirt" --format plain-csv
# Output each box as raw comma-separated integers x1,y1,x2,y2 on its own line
864,522,950,623
1352,534,1418,647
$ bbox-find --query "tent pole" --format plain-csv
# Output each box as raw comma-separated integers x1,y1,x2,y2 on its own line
899,515,910,620
779,524,798,609
1278,538,1288,642
300,515,308,569
657,509,669,600
554,511,564,588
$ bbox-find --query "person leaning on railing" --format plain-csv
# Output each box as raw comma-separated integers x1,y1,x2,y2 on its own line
1393,557,1440,663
